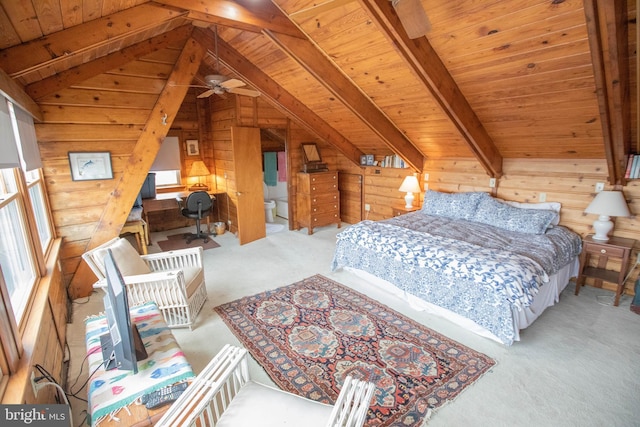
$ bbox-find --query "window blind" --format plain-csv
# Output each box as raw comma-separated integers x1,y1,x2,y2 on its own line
150,136,181,171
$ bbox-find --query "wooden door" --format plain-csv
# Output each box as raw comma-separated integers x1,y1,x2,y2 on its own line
339,173,363,224
231,126,265,244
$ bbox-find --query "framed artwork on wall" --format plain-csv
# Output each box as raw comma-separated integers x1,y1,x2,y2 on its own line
186,140,199,156
68,152,113,181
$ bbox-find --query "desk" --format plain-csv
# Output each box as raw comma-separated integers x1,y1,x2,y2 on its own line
85,301,194,426
142,191,215,233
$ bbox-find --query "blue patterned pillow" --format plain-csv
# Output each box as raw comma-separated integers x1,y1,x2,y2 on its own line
421,190,489,220
473,197,556,234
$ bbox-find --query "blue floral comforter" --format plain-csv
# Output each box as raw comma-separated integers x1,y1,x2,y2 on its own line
331,212,582,345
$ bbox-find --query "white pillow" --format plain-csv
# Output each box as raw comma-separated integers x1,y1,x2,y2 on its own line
504,201,561,226
92,238,151,277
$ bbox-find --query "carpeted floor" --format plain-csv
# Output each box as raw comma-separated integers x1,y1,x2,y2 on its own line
156,232,220,251
215,274,496,426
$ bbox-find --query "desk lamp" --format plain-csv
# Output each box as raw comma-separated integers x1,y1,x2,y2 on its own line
584,190,630,241
399,175,421,208
188,160,210,191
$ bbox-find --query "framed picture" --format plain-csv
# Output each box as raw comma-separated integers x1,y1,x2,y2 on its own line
68,152,113,181
366,154,374,166
360,155,367,166
186,139,199,156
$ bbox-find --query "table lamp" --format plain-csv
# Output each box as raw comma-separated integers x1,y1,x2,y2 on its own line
584,190,630,241
188,160,210,191
399,175,421,208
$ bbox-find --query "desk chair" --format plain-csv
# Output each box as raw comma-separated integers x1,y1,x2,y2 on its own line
179,191,215,244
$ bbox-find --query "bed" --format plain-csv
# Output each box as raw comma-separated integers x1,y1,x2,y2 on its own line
331,190,583,345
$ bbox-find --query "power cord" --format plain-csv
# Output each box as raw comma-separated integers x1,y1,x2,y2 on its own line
33,381,73,427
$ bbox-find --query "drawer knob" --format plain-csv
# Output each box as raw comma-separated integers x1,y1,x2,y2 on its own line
600,249,606,254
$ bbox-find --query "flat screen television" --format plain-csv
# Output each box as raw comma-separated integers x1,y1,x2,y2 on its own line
99,249,148,373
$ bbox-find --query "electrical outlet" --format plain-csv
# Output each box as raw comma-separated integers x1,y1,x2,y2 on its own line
539,192,547,202
636,252,640,264
424,173,429,181
224,172,228,179
489,178,496,188
364,204,371,212
595,182,604,192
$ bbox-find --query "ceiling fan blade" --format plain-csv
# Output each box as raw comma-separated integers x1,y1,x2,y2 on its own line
392,0,431,39
228,87,261,97
197,89,216,98
220,78,246,89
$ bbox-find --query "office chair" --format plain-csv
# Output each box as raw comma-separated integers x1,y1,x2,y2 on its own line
180,191,215,243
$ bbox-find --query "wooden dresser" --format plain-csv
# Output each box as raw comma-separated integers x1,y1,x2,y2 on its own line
296,171,341,235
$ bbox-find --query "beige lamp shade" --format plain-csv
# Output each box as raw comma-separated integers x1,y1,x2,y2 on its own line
584,190,630,241
399,175,421,208
189,161,210,189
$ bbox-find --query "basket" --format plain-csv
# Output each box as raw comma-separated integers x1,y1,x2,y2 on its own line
214,221,226,235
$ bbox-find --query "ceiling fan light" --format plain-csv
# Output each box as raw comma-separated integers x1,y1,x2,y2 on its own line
392,0,431,39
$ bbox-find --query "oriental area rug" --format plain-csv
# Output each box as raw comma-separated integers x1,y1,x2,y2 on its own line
214,274,495,426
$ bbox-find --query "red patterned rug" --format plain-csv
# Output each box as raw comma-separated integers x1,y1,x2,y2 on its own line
214,274,495,426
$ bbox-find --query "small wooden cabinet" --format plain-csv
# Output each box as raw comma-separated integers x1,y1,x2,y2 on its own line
575,235,636,306
296,171,341,235
392,204,421,217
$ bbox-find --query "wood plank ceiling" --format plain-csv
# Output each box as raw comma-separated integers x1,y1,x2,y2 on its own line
0,0,636,184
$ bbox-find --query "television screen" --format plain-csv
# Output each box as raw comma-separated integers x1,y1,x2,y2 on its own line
99,249,147,373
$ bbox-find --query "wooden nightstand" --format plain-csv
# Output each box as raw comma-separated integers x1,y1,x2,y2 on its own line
575,235,636,306
392,204,421,217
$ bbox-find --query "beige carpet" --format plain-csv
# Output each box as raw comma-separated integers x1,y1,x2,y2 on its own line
66,224,640,427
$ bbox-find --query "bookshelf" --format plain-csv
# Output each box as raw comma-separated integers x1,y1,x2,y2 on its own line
625,154,640,179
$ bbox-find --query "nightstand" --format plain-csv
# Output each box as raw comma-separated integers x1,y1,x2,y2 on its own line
392,204,420,217
575,235,636,306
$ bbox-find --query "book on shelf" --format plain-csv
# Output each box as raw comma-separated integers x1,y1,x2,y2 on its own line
632,155,640,179
625,154,634,179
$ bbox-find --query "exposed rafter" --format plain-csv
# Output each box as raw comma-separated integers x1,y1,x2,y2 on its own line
583,0,630,186
264,30,424,172
26,25,194,100
359,0,502,178
155,0,303,38
0,3,188,79
69,36,206,298
0,68,42,121
192,28,364,166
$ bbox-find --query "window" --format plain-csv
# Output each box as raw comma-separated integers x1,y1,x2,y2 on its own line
153,170,182,187
0,170,37,324
151,136,182,187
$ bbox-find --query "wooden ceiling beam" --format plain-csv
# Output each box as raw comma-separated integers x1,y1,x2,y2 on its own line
583,0,630,186
25,25,194,100
360,0,502,178
0,3,187,78
0,68,42,121
69,36,207,298
263,30,424,172
192,28,364,166
155,0,303,38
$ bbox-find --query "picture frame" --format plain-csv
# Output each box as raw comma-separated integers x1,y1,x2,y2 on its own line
360,155,367,166
186,139,199,156
366,154,374,166
68,152,113,181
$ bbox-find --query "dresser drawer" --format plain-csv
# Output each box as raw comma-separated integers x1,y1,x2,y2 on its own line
310,202,339,215
310,211,340,226
585,242,625,258
308,172,338,185
310,193,339,206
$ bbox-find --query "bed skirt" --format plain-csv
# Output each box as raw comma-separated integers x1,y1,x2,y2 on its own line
343,257,579,344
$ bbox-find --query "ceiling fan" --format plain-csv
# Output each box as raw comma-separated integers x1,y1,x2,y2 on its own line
191,25,260,99
391,0,431,39
195,74,260,99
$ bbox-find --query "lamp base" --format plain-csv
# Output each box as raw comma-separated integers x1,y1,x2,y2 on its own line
404,192,415,209
189,184,209,191
591,215,613,241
